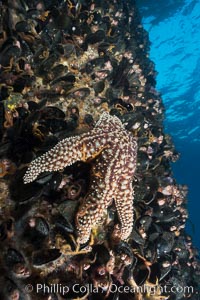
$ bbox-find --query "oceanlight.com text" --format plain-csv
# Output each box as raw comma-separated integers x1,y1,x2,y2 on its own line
24,283,195,296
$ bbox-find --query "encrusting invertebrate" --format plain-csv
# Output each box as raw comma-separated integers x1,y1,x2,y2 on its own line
24,112,137,244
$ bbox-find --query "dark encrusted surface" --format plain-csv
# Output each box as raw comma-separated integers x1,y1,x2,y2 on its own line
0,0,199,299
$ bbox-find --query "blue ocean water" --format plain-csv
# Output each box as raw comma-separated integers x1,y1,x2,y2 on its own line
136,0,200,249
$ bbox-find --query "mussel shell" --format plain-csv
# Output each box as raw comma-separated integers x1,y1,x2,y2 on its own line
79,11,88,21
15,107,29,119
131,229,145,246
34,217,50,236
136,215,152,232
58,200,79,224
39,54,59,72
52,214,74,233
32,249,61,267
112,58,129,87
0,218,14,241
9,169,43,203
84,114,94,127
50,73,76,86
27,101,40,112
143,241,157,263
85,30,105,44
149,263,161,283
2,45,21,59
34,172,54,185
53,43,65,55
41,172,63,193
44,118,69,133
51,64,68,77
0,46,21,66
91,244,110,266
0,85,10,100
15,21,31,32
136,151,149,171
159,262,172,281
20,39,33,56
149,223,163,237
133,261,150,285
22,216,50,247
6,136,36,165
152,206,175,223
38,136,59,153
93,80,105,95
115,241,133,258
173,237,190,260
131,184,147,204
63,43,76,57
5,248,25,266
157,232,174,257
142,192,156,204
125,113,143,131
13,75,33,92
40,106,65,119
145,176,159,192
115,242,136,270
91,11,102,24
52,11,72,30
0,222,7,241
27,8,40,18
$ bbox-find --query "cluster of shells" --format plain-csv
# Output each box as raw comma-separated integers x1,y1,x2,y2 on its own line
0,0,199,299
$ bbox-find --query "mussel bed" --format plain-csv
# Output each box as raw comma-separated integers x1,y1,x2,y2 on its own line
0,0,199,299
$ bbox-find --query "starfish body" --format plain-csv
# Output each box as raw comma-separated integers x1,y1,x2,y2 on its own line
24,113,137,244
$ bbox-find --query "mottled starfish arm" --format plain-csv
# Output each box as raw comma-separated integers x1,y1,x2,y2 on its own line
115,181,134,240
23,132,109,184
76,198,106,244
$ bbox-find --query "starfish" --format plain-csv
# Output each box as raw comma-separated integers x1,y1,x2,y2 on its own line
24,112,137,244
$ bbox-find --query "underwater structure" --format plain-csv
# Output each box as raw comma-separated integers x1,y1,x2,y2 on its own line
0,0,199,299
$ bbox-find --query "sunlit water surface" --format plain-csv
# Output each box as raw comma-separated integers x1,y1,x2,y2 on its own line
136,0,200,249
